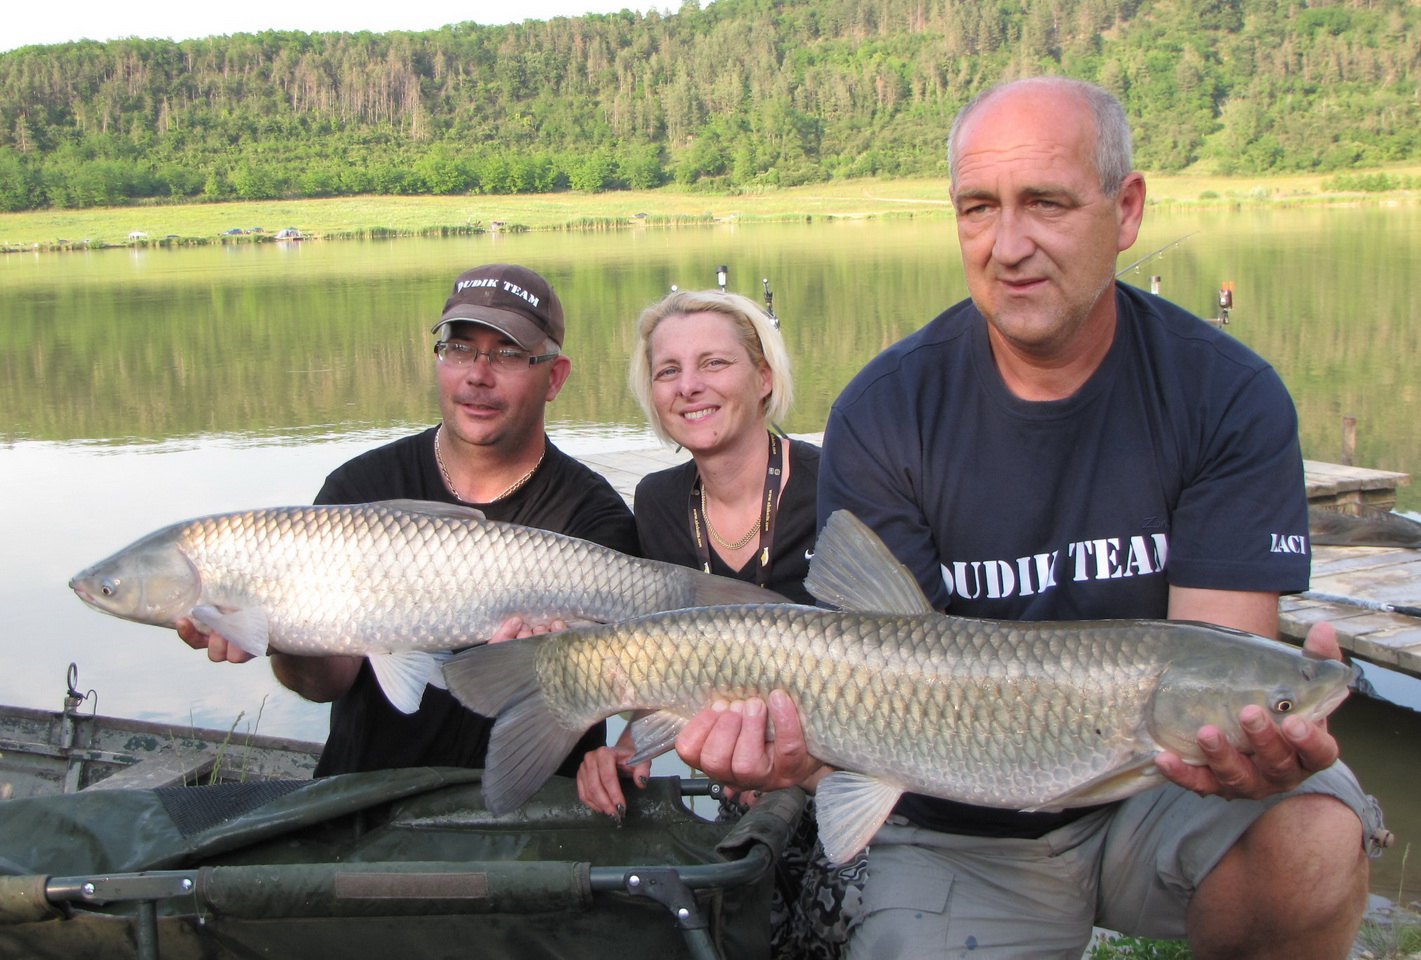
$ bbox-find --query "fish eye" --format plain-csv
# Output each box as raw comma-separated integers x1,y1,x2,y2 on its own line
1273,697,1295,713
100,579,119,597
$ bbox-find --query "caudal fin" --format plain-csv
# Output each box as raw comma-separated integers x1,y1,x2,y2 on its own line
443,639,586,815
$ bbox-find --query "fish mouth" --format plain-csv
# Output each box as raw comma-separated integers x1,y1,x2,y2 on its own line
71,585,102,611
1315,674,1355,718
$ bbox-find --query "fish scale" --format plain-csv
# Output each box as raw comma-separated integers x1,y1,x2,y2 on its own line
534,607,1166,806
443,509,1355,863
70,499,783,714
471,606,1351,848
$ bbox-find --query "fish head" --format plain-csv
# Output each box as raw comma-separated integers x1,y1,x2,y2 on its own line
1148,625,1355,763
69,526,202,627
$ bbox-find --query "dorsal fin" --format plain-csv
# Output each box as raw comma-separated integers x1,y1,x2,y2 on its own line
804,510,936,615
374,499,487,521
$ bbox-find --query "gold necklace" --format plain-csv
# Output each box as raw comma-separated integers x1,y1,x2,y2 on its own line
434,425,544,503
700,483,761,551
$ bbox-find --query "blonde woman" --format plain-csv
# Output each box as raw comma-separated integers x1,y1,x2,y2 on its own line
626,288,817,599
579,290,861,959
579,288,818,813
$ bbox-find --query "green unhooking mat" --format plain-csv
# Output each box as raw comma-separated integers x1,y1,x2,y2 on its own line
0,768,804,960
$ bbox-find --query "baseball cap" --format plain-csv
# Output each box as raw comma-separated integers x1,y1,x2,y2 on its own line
432,264,565,350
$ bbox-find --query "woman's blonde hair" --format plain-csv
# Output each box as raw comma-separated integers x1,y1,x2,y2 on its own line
629,289,793,444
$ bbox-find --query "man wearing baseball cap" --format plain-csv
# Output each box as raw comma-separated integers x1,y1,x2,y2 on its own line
179,263,639,776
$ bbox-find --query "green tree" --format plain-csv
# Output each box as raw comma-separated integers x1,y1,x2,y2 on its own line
0,148,37,210
0,0,1417,207
569,149,618,192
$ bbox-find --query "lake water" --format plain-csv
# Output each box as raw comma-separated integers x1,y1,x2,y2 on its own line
2,208,1418,901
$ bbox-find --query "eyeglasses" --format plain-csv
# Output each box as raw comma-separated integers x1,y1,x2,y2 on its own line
434,340,560,370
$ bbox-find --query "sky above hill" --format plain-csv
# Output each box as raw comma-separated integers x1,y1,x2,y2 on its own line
3,0,675,52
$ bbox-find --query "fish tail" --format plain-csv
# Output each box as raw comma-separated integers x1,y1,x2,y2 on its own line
443,640,538,718
443,639,586,815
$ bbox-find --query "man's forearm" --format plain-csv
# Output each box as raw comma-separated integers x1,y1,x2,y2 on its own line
270,652,362,703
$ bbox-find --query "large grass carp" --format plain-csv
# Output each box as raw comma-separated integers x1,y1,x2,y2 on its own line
444,510,1355,863
69,499,782,714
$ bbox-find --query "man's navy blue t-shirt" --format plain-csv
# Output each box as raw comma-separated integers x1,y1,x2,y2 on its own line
818,284,1311,837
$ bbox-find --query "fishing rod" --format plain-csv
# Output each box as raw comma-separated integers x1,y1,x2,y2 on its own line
762,277,779,328
698,266,781,328
1300,591,1421,619
1116,232,1198,278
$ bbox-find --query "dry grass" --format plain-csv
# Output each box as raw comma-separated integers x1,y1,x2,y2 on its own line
3,168,1418,250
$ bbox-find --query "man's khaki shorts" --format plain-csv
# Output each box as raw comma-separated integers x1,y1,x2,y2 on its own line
842,763,1384,960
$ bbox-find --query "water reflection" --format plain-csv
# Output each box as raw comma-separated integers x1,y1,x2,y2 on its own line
4,212,1418,508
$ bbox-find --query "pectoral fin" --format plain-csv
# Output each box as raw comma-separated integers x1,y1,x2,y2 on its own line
368,651,440,714
191,604,270,658
813,771,903,865
1021,755,1164,812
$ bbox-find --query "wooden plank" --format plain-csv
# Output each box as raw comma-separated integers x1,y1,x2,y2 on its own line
1309,546,1421,607
1304,459,1410,512
84,749,217,791
1282,542,1421,677
1280,597,1421,671
1303,460,1410,493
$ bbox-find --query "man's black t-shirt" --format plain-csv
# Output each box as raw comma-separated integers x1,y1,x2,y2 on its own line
311,426,638,777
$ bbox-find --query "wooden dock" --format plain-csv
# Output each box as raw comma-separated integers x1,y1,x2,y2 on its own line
578,441,1421,679
1282,460,1420,677
1303,459,1410,513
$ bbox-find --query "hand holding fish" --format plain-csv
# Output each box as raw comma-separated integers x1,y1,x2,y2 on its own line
1155,622,1344,800
675,689,827,798
576,732,653,818
176,617,362,702
489,616,571,642
176,617,256,664
441,512,1356,864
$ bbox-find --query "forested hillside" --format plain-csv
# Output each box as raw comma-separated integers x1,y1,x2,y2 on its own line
1,0,1417,210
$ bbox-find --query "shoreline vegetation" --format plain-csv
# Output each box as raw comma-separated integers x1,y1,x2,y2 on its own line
3,170,1419,254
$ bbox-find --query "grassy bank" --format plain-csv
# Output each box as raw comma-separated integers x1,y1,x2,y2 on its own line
3,169,1418,252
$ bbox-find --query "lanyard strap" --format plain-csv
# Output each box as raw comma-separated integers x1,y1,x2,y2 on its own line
689,433,784,587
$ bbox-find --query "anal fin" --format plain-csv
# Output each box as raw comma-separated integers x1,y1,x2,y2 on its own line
813,771,903,865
